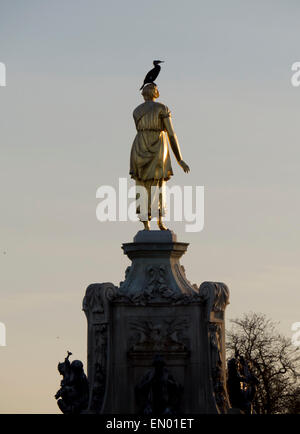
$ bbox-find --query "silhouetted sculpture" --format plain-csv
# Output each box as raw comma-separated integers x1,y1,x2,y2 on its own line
227,352,259,414
135,355,182,415
239,356,259,413
55,351,89,414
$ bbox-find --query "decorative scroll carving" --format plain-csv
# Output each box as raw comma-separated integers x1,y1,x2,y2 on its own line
143,265,173,297
83,282,116,316
199,281,230,320
174,264,198,293
113,290,204,306
119,264,199,304
201,283,230,413
117,278,230,309
129,317,189,353
113,275,203,306
208,323,229,413
91,322,108,412
117,265,176,304
82,282,117,412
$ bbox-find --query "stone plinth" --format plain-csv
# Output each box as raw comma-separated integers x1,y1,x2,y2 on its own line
83,231,230,414
120,230,197,297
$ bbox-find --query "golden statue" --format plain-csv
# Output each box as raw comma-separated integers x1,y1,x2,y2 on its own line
130,83,190,230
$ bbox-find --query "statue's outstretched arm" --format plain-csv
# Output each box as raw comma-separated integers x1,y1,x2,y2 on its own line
163,116,182,162
163,116,190,173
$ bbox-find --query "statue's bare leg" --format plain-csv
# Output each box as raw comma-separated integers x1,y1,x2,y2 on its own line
157,211,168,231
142,214,151,230
143,220,150,230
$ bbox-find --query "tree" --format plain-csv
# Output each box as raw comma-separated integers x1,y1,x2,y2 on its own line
226,312,300,414
284,386,300,414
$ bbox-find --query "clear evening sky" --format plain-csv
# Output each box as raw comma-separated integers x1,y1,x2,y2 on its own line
0,0,299,413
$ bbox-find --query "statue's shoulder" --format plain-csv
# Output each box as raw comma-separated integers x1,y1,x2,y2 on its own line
155,101,168,109
155,101,171,117
148,101,169,112
133,101,170,120
133,102,147,118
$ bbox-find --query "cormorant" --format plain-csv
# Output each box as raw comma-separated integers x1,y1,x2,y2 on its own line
140,60,164,90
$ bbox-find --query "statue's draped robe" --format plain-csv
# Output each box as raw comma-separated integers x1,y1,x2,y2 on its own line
130,101,173,220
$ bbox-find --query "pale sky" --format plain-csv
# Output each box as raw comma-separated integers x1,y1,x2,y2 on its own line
0,0,300,413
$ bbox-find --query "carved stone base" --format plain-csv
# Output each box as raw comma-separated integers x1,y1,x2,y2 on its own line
83,230,230,414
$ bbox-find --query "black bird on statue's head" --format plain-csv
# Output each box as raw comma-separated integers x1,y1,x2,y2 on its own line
140,60,164,91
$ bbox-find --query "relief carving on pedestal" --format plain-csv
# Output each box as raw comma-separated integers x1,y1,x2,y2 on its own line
199,281,230,320
117,265,176,304
115,266,205,306
135,355,183,415
82,282,117,412
128,317,190,353
142,265,175,299
198,282,230,413
208,322,229,413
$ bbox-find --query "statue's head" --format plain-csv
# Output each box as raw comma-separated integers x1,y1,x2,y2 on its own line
228,357,239,375
71,360,84,374
57,362,65,375
142,83,159,101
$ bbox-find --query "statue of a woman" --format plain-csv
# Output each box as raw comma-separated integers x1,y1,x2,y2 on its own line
130,83,190,230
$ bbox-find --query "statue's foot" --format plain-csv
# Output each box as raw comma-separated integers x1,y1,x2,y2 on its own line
143,221,150,230
157,219,168,230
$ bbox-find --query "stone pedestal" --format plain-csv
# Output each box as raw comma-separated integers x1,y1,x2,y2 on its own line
83,230,230,414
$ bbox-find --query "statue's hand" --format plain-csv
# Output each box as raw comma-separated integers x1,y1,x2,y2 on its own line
179,160,190,173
